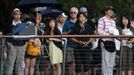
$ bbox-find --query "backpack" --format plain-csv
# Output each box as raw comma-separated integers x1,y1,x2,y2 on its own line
26,41,41,57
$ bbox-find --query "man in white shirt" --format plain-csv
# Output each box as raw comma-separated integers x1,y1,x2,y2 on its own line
97,6,117,75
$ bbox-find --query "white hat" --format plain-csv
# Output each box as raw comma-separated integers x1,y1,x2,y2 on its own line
13,8,20,13
79,7,87,13
60,13,67,18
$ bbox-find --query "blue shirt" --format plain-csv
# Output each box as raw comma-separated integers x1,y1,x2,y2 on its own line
62,19,76,48
8,23,30,46
9,23,26,35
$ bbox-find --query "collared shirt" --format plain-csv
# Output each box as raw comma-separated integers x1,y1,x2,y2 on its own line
57,23,67,45
8,23,27,46
57,23,64,34
70,19,76,23
62,19,76,48
98,16,116,41
12,20,21,26
63,19,76,33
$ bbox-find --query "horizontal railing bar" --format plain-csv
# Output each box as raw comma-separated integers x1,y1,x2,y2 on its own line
61,35,134,38
0,35,134,38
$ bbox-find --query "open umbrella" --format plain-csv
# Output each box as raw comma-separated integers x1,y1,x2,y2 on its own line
17,0,59,8
41,9,63,18
41,9,62,15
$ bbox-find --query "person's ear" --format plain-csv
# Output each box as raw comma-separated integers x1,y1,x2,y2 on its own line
105,11,107,14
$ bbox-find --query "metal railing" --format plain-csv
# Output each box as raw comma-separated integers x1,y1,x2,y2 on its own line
0,35,134,75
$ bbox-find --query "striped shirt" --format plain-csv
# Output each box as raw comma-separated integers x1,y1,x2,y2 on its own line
97,16,116,41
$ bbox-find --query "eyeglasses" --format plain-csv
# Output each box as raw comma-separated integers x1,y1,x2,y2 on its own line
70,12,77,14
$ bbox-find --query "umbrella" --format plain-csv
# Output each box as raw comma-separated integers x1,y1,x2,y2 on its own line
41,9,62,15
41,9,63,18
17,0,59,8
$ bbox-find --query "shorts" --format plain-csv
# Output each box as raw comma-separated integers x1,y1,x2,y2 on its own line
25,54,37,59
74,46,91,73
66,47,74,63
39,57,50,71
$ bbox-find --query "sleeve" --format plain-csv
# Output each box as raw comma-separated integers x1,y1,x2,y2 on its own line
34,38,41,47
97,18,105,35
87,24,94,34
62,21,68,33
69,26,77,35
9,23,26,35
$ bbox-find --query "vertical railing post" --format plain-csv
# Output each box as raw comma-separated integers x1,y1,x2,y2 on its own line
0,38,4,75
0,32,2,75
118,41,122,75
62,40,66,75
0,38,2,75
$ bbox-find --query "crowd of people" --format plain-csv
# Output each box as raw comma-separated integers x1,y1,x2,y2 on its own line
1,5,134,75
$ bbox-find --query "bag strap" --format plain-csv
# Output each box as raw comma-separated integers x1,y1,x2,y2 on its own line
44,45,50,57
102,18,107,32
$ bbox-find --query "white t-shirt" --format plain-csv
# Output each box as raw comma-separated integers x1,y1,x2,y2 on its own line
57,23,67,44
122,28,133,48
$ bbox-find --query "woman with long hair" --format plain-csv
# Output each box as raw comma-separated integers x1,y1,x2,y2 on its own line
71,13,93,75
45,18,63,75
24,12,42,75
120,16,134,75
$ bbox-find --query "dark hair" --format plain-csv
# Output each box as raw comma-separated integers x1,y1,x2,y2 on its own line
105,6,113,12
75,13,87,27
102,6,113,15
33,11,42,24
77,12,87,19
120,15,131,29
45,18,59,35
21,14,31,22
33,11,42,17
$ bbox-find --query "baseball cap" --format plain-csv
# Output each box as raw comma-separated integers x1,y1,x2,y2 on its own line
12,8,21,15
79,7,87,13
13,8,20,13
60,13,67,18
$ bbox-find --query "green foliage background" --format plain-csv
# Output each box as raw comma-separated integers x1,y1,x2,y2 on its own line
0,0,134,31
59,0,134,18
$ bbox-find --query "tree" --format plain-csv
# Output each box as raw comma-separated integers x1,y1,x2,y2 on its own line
58,0,134,19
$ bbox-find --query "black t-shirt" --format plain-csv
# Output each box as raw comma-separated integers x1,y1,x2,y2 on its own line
53,29,63,49
70,22,93,42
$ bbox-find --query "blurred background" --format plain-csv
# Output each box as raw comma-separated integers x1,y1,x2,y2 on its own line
1,0,134,32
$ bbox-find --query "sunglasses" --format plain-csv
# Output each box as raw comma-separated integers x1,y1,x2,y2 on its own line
70,12,77,14
84,11,87,13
